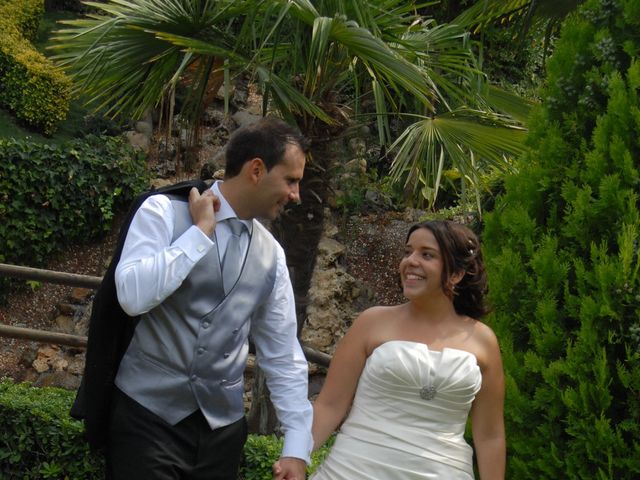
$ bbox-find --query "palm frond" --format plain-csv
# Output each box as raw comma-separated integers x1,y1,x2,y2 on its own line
389,109,527,206
485,85,537,124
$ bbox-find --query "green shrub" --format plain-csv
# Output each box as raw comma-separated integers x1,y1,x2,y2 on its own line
0,135,149,294
482,0,640,478
0,379,104,479
0,0,44,42
0,379,334,479
0,0,71,135
240,433,334,480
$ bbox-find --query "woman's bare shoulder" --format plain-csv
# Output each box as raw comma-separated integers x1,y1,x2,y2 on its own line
350,304,408,354
355,304,405,324
465,318,502,370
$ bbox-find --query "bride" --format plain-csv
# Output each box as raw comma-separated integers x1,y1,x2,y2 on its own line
275,220,505,479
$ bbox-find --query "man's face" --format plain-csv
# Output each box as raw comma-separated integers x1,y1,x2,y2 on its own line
256,143,306,220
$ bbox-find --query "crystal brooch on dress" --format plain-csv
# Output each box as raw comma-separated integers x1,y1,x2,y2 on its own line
419,385,437,400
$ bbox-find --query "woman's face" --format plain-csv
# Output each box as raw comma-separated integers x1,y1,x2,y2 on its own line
399,227,447,300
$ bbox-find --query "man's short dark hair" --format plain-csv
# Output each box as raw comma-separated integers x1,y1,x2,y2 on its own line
224,117,309,178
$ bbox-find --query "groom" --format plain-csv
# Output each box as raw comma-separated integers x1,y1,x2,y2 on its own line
107,117,313,480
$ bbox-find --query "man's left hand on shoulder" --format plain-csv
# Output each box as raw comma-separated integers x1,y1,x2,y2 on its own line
272,456,306,480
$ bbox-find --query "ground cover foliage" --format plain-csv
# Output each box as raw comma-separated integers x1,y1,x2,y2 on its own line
482,0,640,477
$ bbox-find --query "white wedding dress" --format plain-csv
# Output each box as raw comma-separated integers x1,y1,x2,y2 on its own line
311,340,482,479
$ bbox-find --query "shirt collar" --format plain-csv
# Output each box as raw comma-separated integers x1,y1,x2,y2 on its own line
212,181,253,232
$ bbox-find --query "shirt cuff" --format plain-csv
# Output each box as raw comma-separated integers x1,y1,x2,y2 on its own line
282,430,313,465
173,225,215,263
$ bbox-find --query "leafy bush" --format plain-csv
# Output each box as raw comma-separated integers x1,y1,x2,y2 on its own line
240,433,334,480
0,379,333,479
482,0,640,478
0,379,104,479
0,135,149,294
0,0,71,135
0,0,43,42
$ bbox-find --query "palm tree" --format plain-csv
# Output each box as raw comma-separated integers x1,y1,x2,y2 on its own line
52,0,529,431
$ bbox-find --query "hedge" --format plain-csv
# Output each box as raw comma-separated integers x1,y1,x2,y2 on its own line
0,379,333,479
0,135,149,295
0,0,71,135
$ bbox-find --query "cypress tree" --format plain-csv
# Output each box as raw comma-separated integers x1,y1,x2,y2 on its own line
482,0,640,478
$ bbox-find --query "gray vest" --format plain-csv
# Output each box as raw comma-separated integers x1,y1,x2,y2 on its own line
115,197,277,429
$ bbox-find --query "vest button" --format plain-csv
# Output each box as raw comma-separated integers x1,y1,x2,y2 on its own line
223,353,230,358
220,379,226,385
202,321,210,329
190,374,197,381
232,328,239,334
197,347,205,355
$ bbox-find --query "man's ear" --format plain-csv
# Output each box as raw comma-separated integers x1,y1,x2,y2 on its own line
244,157,265,184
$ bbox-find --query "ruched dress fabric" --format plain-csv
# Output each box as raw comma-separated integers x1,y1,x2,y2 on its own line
311,340,482,479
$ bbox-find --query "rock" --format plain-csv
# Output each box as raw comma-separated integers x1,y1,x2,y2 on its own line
32,357,50,373
317,237,345,266
51,357,69,372
19,348,38,369
70,287,92,303
37,345,60,358
231,111,261,128
203,108,226,127
124,130,151,153
216,84,236,101
200,148,225,179
231,85,247,107
57,302,79,316
348,137,367,156
34,371,81,390
67,354,85,375
364,189,393,211
134,120,153,137
53,315,75,334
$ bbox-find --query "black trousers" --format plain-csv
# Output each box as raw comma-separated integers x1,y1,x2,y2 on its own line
107,388,247,480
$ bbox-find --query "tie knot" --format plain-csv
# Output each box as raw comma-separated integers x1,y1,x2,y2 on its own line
225,218,244,237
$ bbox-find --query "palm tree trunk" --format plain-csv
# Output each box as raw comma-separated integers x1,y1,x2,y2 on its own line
246,138,332,434
273,139,332,335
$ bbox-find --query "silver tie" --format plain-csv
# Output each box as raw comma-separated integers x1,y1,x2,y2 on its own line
222,218,245,294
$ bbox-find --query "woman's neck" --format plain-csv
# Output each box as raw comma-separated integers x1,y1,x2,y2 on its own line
405,294,458,324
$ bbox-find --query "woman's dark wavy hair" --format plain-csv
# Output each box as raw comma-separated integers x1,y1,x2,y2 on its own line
406,220,490,319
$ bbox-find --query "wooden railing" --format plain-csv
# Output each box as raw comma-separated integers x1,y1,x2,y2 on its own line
0,263,331,367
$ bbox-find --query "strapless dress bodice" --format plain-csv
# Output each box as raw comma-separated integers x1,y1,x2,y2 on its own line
311,340,482,479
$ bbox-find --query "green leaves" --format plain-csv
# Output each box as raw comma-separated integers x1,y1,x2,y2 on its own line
0,379,104,479
51,0,529,209
482,0,640,477
0,135,148,296
388,109,526,208
240,433,334,480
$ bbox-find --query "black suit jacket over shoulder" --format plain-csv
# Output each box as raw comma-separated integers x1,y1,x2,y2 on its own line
70,179,209,451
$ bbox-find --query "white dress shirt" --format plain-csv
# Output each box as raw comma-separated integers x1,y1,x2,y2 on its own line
114,181,313,462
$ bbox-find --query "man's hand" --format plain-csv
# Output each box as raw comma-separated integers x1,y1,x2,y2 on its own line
272,457,306,480
188,188,220,237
